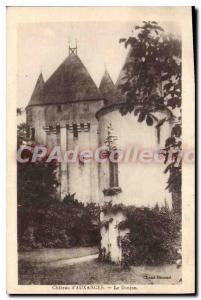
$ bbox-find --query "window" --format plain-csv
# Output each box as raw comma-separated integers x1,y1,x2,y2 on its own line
56,125,60,145
57,105,62,113
73,124,78,138
156,126,160,144
80,123,84,131
109,161,119,187
31,128,35,141
56,125,60,134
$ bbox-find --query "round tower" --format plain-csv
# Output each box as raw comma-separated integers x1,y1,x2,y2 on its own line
96,62,172,263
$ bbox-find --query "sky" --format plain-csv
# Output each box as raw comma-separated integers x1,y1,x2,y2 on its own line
17,21,180,108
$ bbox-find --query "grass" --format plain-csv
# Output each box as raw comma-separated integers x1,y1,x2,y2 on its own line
18,256,182,285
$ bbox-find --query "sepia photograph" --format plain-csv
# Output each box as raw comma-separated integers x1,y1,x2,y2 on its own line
6,6,195,294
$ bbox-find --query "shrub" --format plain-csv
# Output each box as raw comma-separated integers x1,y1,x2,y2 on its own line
119,206,181,266
18,195,100,250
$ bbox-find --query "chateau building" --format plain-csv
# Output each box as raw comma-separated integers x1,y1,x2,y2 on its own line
26,45,172,262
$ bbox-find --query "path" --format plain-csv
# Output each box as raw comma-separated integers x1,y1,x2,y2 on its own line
19,246,98,264
44,253,99,268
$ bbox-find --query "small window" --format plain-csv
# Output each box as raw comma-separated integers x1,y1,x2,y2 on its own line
56,124,60,134
31,128,35,141
156,127,160,144
73,124,78,138
56,125,60,145
109,161,119,187
57,105,62,113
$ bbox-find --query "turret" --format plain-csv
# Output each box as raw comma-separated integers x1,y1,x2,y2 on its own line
99,69,116,105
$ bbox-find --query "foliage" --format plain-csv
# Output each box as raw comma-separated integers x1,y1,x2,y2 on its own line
102,201,129,215
17,123,100,250
18,166,100,250
18,193,100,250
101,202,181,265
119,205,181,266
17,147,59,249
119,21,181,121
17,122,30,147
33,197,100,249
17,160,58,207
119,21,182,206
163,123,182,194
17,107,24,116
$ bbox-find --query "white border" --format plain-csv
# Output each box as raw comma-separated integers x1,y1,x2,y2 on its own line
1,1,199,299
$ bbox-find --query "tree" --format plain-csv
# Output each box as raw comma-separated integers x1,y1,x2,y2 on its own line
17,121,59,207
17,122,59,248
17,107,24,116
17,122,30,147
119,21,181,210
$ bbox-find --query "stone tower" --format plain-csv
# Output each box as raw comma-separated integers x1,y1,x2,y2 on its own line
96,50,172,263
26,47,104,203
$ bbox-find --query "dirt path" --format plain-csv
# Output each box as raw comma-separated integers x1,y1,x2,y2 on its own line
46,253,99,268
19,247,98,263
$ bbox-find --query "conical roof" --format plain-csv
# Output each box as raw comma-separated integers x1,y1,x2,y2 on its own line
27,54,102,106
99,69,116,103
115,48,133,98
28,73,44,106
110,49,134,102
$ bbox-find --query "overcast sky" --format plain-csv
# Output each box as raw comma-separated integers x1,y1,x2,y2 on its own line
17,21,180,108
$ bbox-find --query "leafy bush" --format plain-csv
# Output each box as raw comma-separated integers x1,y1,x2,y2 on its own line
17,158,100,250
18,196,100,251
119,206,181,266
